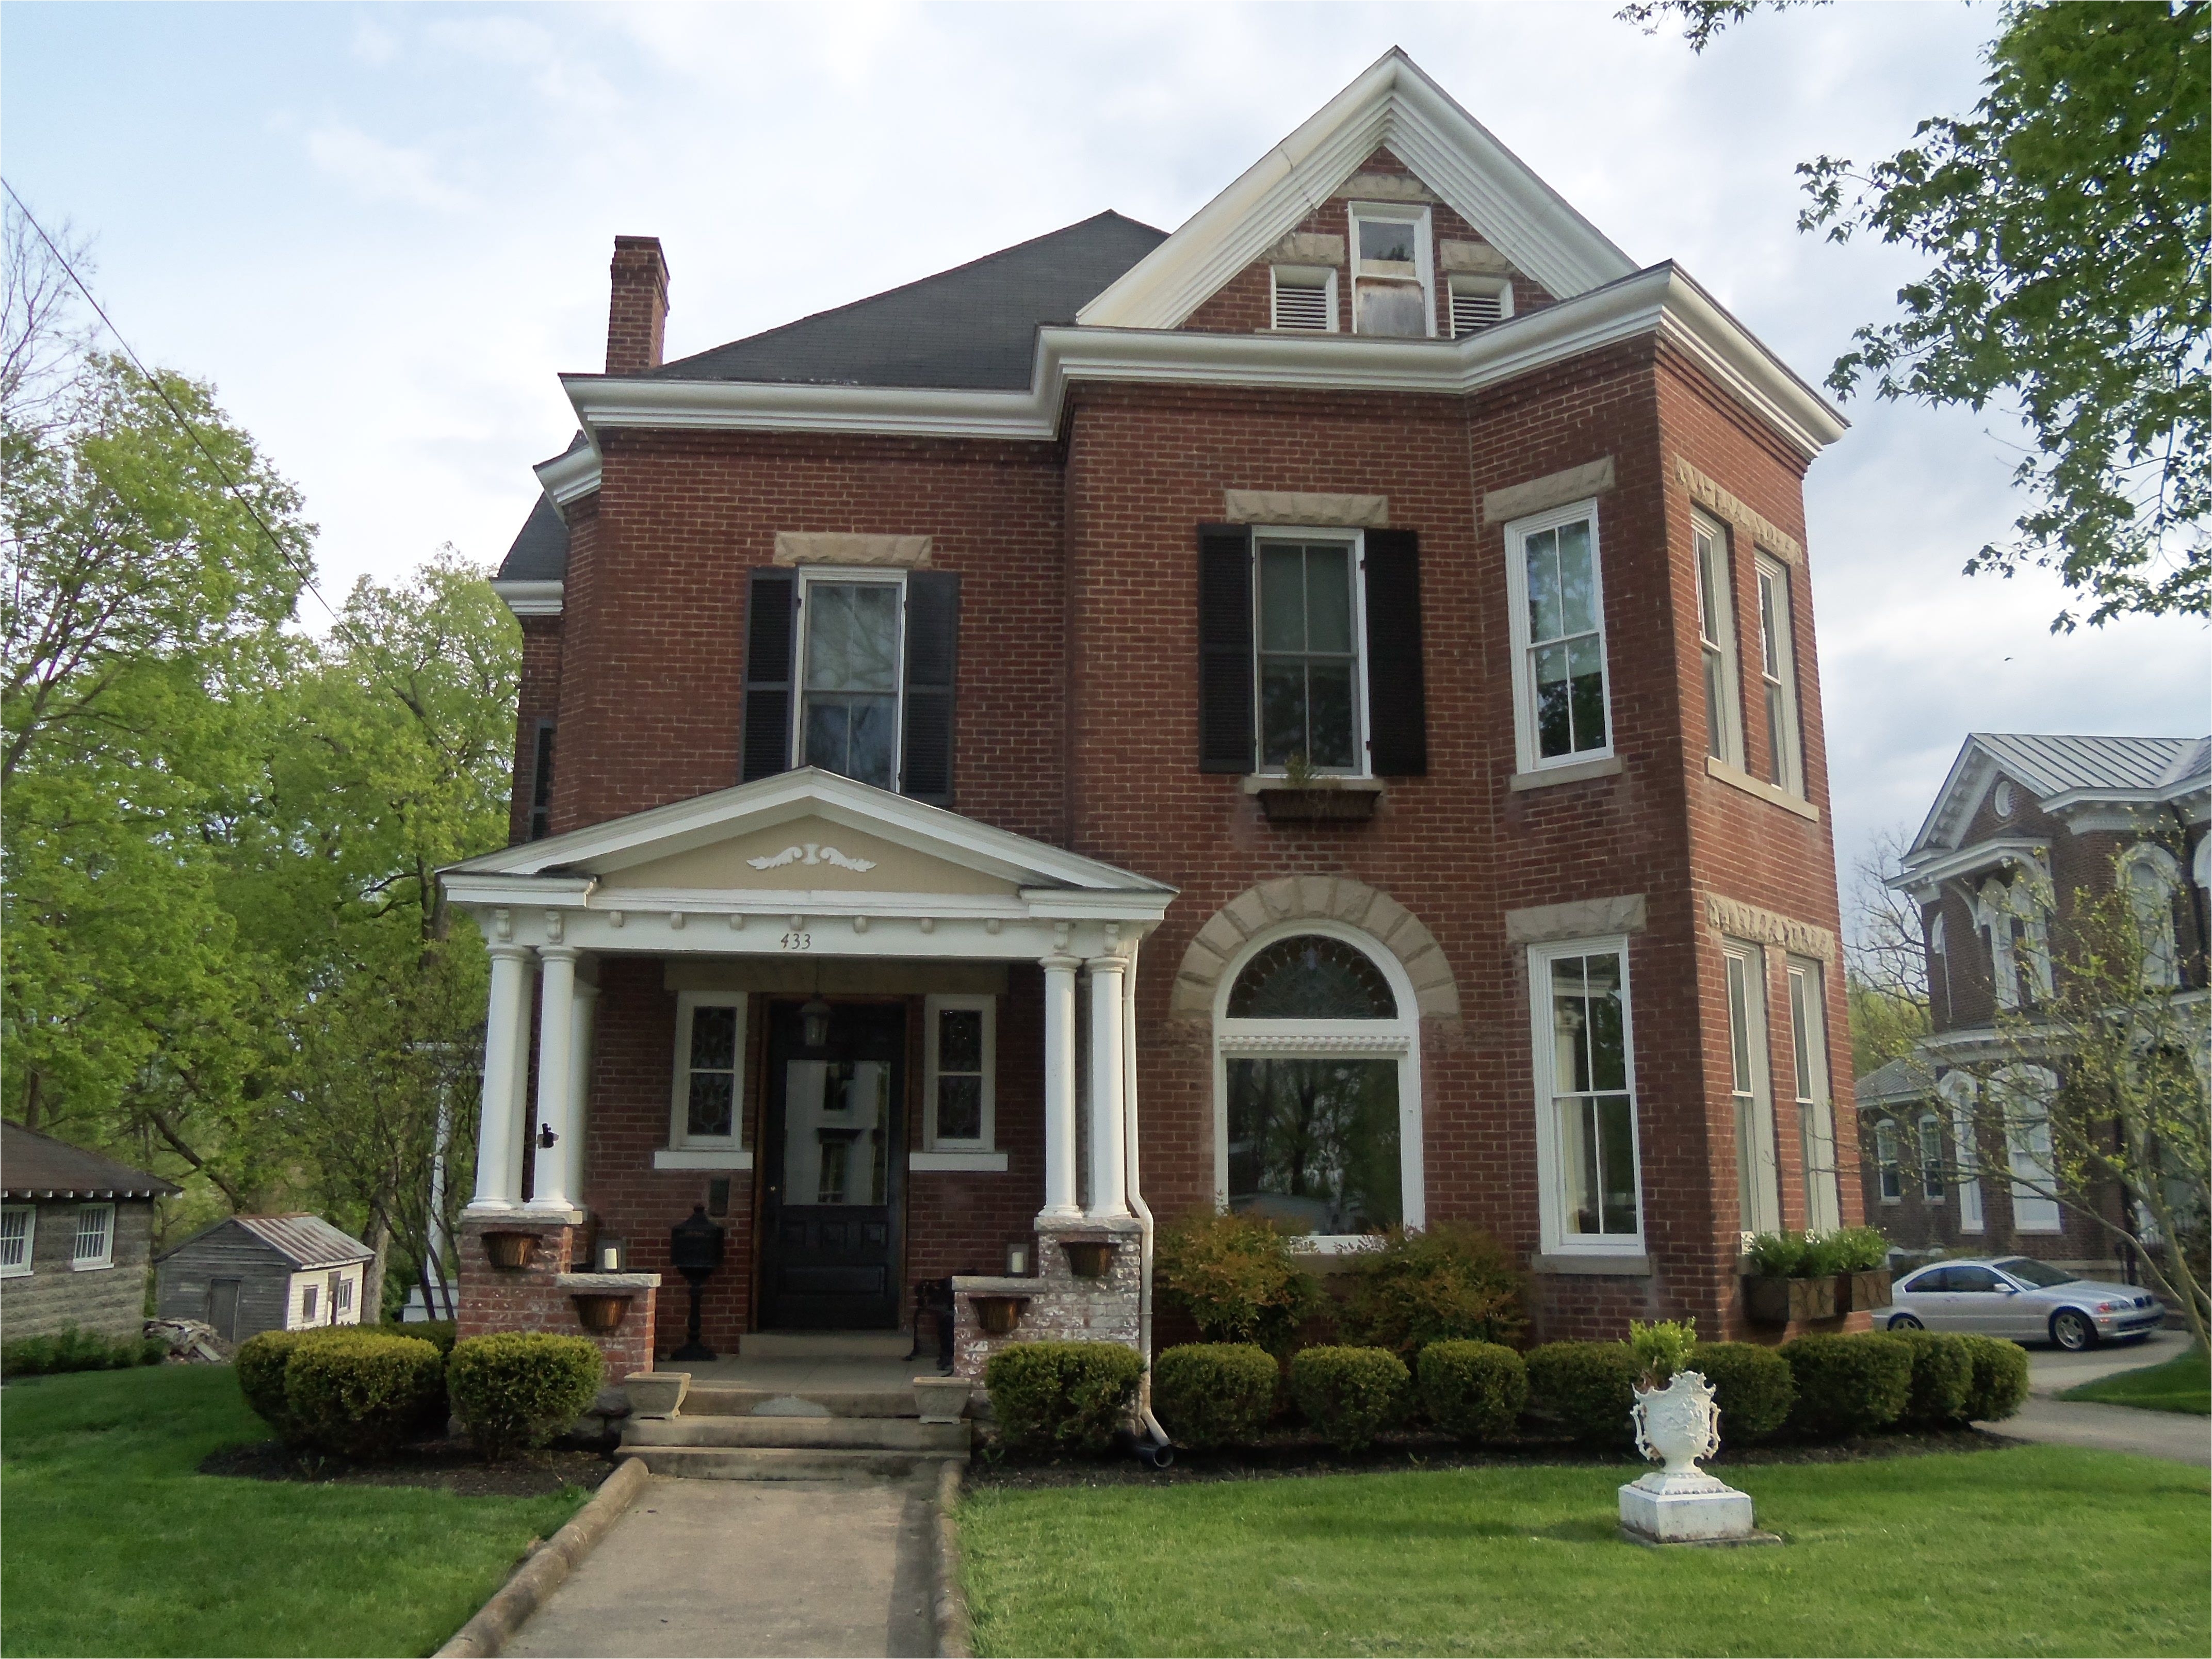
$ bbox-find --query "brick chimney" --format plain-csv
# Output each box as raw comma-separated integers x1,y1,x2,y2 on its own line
605,236,670,375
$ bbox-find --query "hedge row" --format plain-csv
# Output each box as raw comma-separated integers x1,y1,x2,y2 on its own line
996,1328,2028,1454
235,1328,602,1461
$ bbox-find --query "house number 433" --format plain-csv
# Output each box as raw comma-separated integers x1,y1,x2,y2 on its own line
780,930,812,952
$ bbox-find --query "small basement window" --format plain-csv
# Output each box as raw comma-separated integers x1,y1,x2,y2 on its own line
1447,276,1511,337
1270,266,1336,331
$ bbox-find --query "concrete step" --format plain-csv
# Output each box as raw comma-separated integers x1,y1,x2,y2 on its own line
623,1444,956,1481
738,1330,916,1360
625,1416,970,1452
683,1386,920,1419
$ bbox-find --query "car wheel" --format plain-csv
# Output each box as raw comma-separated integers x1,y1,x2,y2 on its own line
2051,1309,2096,1351
1888,1313,1924,1331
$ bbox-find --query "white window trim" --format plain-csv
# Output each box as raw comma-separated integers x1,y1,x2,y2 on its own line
791,566,907,793
1693,512,1743,769
923,993,997,1153
1786,956,1841,1233
1268,264,1339,332
1754,552,1804,798
1212,918,1425,1251
1976,868,2054,1010
2117,842,2183,988
1446,273,1513,337
1994,1063,2064,1233
1723,941,1782,1235
1504,498,1614,776
1347,202,1436,338
70,1202,114,1271
1874,1118,1902,1203
1942,1071,1985,1232
668,990,750,1161
1,1205,34,1278
1249,525,1372,779
1528,933,1645,1257
1917,1111,1946,1202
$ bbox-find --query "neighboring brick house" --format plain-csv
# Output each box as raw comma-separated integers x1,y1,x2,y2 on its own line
443,50,1863,1367
1869,732,2210,1274
1,1121,177,1343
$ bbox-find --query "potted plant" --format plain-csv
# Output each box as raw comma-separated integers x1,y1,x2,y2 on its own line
1250,753,1381,824
1823,1226,1894,1313
480,1230,539,1270
1741,1231,1837,1326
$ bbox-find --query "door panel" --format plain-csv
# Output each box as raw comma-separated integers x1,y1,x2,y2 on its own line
206,1278,240,1342
759,1003,904,1330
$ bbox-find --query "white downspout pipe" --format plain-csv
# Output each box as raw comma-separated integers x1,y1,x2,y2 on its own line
1121,939,1172,1452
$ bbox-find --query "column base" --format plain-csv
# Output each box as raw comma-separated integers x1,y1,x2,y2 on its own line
953,1215,1143,1384
456,1214,655,1379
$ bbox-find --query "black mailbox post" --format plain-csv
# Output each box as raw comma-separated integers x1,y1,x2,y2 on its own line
669,1203,726,1361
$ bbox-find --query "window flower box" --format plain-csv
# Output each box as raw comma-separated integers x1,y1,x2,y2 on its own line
1835,1268,1892,1313
1743,1274,1836,1327
1244,775,1384,824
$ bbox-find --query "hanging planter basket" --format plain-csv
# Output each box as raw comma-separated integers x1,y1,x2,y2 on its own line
1062,1240,1116,1279
969,1294,1030,1336
481,1231,539,1271
571,1292,631,1333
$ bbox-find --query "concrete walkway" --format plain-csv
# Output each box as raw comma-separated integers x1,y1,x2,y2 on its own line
1975,1329,2209,1469
505,1473,938,1658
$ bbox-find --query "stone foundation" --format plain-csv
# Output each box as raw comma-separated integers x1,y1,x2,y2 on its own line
457,1213,658,1380
951,1216,1143,1381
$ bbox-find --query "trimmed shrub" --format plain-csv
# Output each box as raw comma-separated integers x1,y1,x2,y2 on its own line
1288,1345,1408,1451
389,1319,458,1356
1337,1224,1528,1358
1154,1211,1321,1353
1523,1341,1640,1445
447,1333,605,1460
1780,1332,1912,1438
1893,1330,1975,1427
1,1327,166,1378
1151,1343,1278,1449
985,1341,1145,1454
236,1329,319,1440
1417,1341,1527,1443
284,1331,445,1459
1685,1342,1795,1444
1959,1335,2032,1422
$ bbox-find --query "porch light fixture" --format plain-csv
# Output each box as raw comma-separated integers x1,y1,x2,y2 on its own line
801,997,834,1050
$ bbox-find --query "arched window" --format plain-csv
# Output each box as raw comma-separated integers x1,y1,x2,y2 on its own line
1214,926,1422,1244
1939,1070,1984,1232
1917,1111,1945,1201
1874,1119,1901,1202
1976,871,2052,1010
2117,844,2181,988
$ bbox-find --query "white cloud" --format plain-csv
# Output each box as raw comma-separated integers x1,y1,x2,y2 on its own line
304,124,473,212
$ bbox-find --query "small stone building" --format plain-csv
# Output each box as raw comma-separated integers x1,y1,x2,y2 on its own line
155,1215,373,1344
1,1121,179,1342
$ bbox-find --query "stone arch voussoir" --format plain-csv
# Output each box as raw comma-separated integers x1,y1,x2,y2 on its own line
1169,876,1462,1024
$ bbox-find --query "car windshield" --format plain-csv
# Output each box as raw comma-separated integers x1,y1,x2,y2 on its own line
1996,1257,2076,1288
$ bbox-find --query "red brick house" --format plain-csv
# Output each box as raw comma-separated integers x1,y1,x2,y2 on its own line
444,50,1861,1377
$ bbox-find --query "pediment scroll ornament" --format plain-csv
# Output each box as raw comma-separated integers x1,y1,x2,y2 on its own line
746,842,878,873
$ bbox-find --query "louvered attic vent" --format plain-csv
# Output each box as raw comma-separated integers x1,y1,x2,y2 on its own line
1273,279,1331,331
1450,286,1505,338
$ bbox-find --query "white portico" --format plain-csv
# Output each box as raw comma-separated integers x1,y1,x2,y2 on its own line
439,769,1175,1354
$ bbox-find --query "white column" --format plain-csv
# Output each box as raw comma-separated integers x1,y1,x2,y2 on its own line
469,943,535,1212
564,978,598,1216
1039,954,1082,1221
1086,955,1130,1218
526,945,581,1213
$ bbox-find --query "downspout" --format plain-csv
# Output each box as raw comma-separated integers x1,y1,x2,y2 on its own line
1121,938,1173,1459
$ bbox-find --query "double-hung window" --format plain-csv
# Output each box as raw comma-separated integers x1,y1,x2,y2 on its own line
71,1203,113,1270
1505,501,1611,773
798,574,903,790
1918,1112,1946,1201
301,1282,320,1324
1941,1071,1985,1231
918,994,1001,1169
1347,205,1433,337
1530,937,1642,1253
1787,958,1841,1232
1755,556,1803,795
1723,944,1782,1235
1,1206,33,1277
1258,538,1362,771
1874,1120,1902,1201
664,991,749,1166
1693,513,1742,767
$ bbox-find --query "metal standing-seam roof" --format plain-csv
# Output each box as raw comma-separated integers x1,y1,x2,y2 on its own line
157,1213,373,1270
1,1120,180,1199
1969,733,2203,798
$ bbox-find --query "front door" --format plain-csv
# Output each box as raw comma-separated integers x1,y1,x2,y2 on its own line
759,1002,905,1330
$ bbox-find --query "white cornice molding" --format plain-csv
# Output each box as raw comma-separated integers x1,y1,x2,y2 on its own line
559,265,1845,465
534,442,601,508
1891,836,2051,902
491,579,564,617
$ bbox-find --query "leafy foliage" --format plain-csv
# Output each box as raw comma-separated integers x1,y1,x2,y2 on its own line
0,1326,166,1377
1892,1330,1976,1427
1287,1346,1408,1451
1685,1341,1796,1443
1153,1210,1321,1353
985,1341,1145,1455
1416,1340,1527,1443
1336,1223,1527,1358
446,1333,604,1461
281,1330,445,1459
1628,1318,1698,1389
1150,1344,1278,1449
1523,1341,1641,1445
1780,1332,1913,1438
235,1329,318,1443
1959,1335,2032,1423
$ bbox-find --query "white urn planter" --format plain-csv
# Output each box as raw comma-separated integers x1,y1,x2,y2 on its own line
1617,1370,1761,1544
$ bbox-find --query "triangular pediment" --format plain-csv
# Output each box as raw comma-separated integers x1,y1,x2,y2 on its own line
1078,48,1636,332
443,769,1172,898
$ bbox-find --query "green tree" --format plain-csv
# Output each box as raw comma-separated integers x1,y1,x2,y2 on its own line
1622,0,2210,628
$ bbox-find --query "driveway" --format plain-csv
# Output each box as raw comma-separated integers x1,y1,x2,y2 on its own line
1978,1327,2208,1469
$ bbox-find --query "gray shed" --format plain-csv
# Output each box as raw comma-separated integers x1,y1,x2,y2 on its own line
154,1214,375,1343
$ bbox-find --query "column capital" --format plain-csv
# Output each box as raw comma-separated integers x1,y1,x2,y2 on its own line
1084,953,1128,974
486,940,536,963
1040,953,1084,973
538,942,584,964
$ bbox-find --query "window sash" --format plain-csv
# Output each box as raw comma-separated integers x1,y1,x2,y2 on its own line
1755,557,1803,796
793,572,905,791
1347,205,1433,338
1875,1120,1902,1201
924,994,996,1150
1918,1114,1946,1201
1530,938,1643,1250
1247,529,1370,776
1725,946,1781,1235
0,1206,32,1276
1694,516,1742,766
670,994,747,1149
1947,1087,1986,1231
1787,959,1840,1233
1505,502,1612,773
71,1203,112,1268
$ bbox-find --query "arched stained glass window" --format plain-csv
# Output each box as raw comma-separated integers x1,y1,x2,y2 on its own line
1226,934,1398,1019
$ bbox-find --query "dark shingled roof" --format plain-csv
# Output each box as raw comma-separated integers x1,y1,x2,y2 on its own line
651,210,1166,391
2,1120,179,1199
499,493,571,582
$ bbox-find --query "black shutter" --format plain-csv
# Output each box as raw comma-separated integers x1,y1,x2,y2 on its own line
900,570,961,805
1198,523,1255,773
1363,528,1428,776
740,569,796,782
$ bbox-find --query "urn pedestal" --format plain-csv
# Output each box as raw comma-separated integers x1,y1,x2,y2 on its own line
1618,1371,1771,1546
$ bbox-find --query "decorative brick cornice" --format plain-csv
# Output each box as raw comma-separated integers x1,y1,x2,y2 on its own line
1703,892,1835,962
1675,456,1803,565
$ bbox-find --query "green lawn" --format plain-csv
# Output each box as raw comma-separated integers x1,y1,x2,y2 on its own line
1,1366,588,1657
961,1446,2210,1657
2059,1346,2211,1415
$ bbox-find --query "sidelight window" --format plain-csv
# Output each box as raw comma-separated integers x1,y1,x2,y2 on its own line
924,995,996,1151
1257,539,1362,771
670,993,747,1151
1505,501,1612,772
1531,938,1643,1251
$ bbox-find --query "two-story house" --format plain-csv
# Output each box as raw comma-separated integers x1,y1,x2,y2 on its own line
1861,732,2210,1276
443,51,1861,1379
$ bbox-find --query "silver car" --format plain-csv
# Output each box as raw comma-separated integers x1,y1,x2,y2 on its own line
1883,1256,2165,1351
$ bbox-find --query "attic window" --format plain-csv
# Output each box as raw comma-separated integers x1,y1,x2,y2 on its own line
1270,266,1336,332
1449,277,1511,338
1349,205,1433,338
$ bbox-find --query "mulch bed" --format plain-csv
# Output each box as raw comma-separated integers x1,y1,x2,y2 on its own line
200,1437,619,1498
967,1424,2014,1489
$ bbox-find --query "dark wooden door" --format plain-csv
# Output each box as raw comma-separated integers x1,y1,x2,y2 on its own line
206,1278,240,1342
759,1002,905,1330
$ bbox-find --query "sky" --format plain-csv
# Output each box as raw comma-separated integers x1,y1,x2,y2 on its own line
4,0,2205,896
